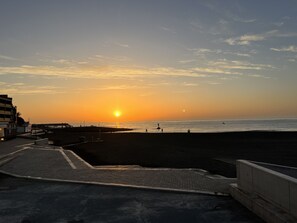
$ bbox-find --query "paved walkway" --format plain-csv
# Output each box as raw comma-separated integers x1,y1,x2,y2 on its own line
0,138,236,195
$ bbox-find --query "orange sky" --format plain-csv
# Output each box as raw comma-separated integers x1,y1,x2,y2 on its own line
13,79,297,123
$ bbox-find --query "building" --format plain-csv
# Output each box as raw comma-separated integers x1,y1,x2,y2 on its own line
0,95,17,140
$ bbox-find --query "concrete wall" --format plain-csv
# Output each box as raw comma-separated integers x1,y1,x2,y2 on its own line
237,160,297,219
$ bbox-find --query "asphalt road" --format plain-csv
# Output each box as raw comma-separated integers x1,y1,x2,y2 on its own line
0,138,33,157
0,174,263,223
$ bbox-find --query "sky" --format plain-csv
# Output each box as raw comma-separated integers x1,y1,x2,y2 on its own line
1,0,297,123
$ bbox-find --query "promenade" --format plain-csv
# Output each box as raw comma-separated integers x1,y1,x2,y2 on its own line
0,138,235,195
0,138,265,223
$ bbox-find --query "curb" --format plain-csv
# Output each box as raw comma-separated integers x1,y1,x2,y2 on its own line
0,169,229,197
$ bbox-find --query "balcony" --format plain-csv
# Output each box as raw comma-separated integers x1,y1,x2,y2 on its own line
0,103,12,108
0,110,12,115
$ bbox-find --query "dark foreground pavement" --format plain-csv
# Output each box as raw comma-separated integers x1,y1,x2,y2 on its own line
0,174,263,223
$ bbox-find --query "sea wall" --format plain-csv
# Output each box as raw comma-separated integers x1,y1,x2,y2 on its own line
236,160,297,219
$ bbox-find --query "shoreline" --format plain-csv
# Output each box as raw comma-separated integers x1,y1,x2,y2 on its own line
68,118,297,133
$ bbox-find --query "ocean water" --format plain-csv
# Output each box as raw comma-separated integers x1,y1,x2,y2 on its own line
73,119,297,133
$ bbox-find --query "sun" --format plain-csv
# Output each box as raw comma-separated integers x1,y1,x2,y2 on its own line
114,110,121,118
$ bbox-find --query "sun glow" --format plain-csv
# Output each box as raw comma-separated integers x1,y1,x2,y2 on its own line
114,110,121,118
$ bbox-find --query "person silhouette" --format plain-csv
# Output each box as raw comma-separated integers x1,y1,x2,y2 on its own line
157,123,161,130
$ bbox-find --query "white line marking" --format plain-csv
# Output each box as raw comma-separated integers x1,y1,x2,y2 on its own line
15,142,34,148
0,147,29,159
29,147,57,151
59,149,76,169
0,156,18,167
64,149,94,169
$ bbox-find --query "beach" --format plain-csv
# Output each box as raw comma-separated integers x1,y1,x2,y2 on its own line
48,131,297,177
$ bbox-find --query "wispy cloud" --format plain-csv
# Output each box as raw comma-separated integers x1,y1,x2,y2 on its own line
0,64,211,79
225,30,297,46
178,59,196,64
188,48,221,57
227,52,250,57
240,19,256,23
273,22,284,27
189,21,204,32
228,15,256,23
202,2,256,24
225,33,267,45
182,82,198,87
248,74,271,79
192,67,241,75
0,54,18,61
208,59,275,71
92,85,148,91
0,81,62,95
0,52,275,84
219,19,228,25
207,81,221,85
93,55,130,63
223,11,257,23
115,42,130,48
270,45,297,53
160,26,176,34
189,48,251,57
51,59,76,65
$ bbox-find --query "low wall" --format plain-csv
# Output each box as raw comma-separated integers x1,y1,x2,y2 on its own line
237,160,297,219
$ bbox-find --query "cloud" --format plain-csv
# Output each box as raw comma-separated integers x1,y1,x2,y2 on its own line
92,85,148,91
273,22,284,27
160,26,176,34
103,40,130,48
223,52,251,57
189,47,251,58
225,30,297,46
178,59,196,64
229,16,256,23
192,67,241,75
0,81,61,95
0,64,211,79
224,12,256,23
225,34,266,45
182,82,198,87
0,54,274,84
208,59,274,70
50,59,75,65
188,48,222,57
241,19,257,23
207,82,221,85
115,42,129,48
270,45,297,53
248,74,271,79
219,19,228,25
93,55,130,63
0,55,18,61
189,21,204,31
230,53,250,57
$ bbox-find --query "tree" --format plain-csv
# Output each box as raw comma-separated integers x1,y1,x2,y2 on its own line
17,112,25,126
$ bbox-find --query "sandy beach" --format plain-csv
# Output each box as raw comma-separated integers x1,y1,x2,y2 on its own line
46,131,297,177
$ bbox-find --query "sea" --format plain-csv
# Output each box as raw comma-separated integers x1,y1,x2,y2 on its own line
73,119,297,133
